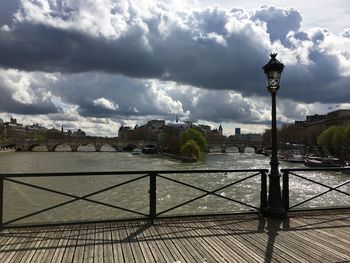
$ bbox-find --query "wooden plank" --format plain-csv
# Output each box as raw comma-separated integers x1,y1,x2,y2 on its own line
286,219,350,260
244,218,339,262
1,213,350,263
2,228,36,263
118,221,136,263
125,222,154,263
83,224,95,263
175,220,227,263
102,223,114,263
203,219,264,262
159,221,200,263
144,222,174,263
166,220,213,263
150,222,185,262
0,230,23,262
188,220,244,262
152,222,187,263
222,217,299,262
73,225,88,263
93,224,104,263
49,226,73,263
124,222,146,263
29,228,55,263
246,218,331,262
20,229,50,263
31,228,63,263
134,222,165,263
110,222,125,263
291,217,350,254
60,225,80,262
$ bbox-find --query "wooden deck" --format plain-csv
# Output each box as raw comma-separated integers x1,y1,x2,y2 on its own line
1,212,350,263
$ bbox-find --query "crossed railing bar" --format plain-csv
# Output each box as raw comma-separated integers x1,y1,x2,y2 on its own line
0,169,268,227
3,174,149,226
156,172,261,216
281,168,350,211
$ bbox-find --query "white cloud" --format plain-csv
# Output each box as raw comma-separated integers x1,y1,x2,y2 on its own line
93,97,118,110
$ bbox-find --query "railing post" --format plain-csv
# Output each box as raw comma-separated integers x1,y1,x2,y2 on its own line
282,170,289,212
149,172,157,224
260,171,267,216
0,176,3,230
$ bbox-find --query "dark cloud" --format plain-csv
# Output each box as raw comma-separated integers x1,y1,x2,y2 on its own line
0,0,20,27
0,88,58,115
0,70,59,115
49,73,182,119
0,23,164,77
0,1,349,125
250,5,302,42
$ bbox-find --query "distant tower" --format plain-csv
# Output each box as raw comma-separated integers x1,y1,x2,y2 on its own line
176,113,179,123
61,125,64,133
235,128,241,135
218,124,223,135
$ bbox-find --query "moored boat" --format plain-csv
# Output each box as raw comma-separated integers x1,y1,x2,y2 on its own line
283,150,304,163
131,148,142,155
304,156,344,167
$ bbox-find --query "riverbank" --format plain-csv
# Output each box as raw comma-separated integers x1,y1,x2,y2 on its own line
0,148,15,154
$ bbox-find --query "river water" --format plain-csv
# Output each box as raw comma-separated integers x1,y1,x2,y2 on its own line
0,146,349,225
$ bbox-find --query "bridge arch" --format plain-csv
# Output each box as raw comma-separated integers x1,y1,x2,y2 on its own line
28,144,48,152
207,144,225,153
15,146,24,152
99,144,118,152
123,144,138,151
142,144,158,154
226,145,243,153
244,146,258,153
51,143,73,152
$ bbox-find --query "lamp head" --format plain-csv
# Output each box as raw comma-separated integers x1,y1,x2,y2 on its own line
262,53,284,93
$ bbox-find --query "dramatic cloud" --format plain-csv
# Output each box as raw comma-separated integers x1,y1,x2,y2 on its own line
0,69,58,115
93,97,119,110
0,0,349,135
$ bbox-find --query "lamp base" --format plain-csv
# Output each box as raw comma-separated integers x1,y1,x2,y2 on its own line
266,207,287,219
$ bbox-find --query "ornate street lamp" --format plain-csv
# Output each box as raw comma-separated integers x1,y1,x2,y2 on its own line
262,53,286,218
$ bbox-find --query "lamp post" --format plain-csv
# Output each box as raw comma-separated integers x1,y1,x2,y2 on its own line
262,53,286,218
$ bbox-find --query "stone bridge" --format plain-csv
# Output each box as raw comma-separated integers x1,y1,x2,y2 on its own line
15,137,118,152
114,140,159,151
15,138,159,152
207,139,264,153
14,137,262,153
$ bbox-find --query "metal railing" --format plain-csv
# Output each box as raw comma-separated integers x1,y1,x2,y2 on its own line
281,167,350,211
2,167,349,228
0,169,268,228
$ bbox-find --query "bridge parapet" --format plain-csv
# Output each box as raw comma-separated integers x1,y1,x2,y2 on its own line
14,137,119,152
207,139,264,153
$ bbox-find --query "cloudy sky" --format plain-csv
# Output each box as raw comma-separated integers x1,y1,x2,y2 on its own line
0,0,349,136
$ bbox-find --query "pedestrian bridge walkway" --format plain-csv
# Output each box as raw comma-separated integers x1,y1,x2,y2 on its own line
1,211,350,262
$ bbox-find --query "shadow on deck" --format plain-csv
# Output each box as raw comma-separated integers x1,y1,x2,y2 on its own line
1,211,350,262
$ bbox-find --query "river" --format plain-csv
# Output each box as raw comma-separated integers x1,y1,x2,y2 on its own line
0,147,349,225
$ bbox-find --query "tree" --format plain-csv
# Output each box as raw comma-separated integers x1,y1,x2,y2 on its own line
317,126,338,155
332,126,345,148
182,128,207,152
161,133,182,154
180,140,201,160
343,124,350,147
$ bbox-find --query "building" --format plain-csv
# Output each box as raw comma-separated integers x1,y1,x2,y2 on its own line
235,128,241,135
118,126,133,140
295,109,350,129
